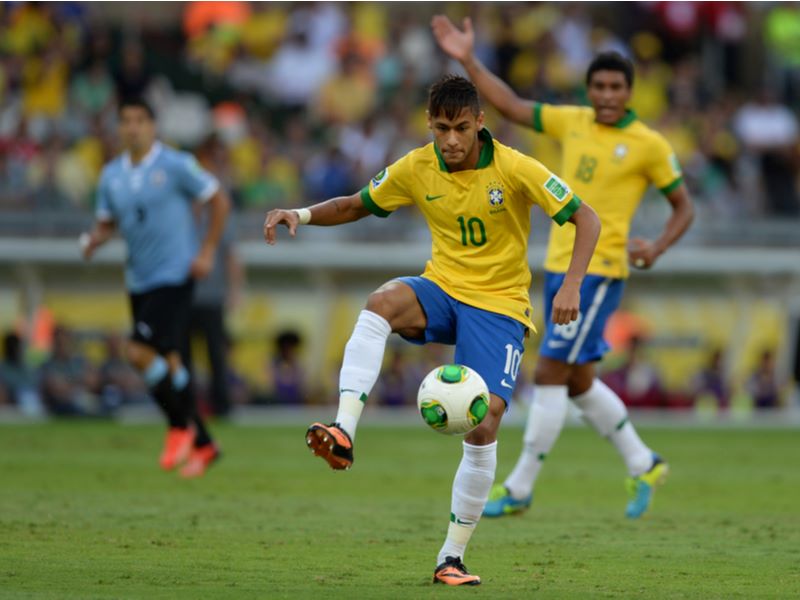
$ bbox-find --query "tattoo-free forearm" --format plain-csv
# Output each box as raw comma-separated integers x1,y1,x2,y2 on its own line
201,190,231,253
564,203,601,286
654,185,695,255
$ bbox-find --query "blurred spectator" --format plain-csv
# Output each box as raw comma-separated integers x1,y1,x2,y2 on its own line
747,349,782,410
602,336,665,408
691,347,731,412
271,330,304,404
114,42,152,99
39,325,100,416
0,331,44,415
98,332,148,409
733,89,800,216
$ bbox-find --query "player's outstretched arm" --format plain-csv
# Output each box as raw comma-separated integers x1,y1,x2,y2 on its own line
79,220,116,261
551,203,601,325
629,183,694,270
263,192,371,245
431,15,535,127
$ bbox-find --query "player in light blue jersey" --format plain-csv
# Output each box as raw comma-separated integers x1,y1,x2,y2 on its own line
81,98,231,478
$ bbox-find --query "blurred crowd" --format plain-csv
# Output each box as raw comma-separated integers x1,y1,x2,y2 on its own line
0,324,789,418
2,2,800,240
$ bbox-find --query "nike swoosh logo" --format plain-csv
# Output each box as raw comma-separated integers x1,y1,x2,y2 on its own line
425,194,445,201
500,379,513,389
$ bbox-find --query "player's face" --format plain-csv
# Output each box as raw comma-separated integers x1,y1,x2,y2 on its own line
119,107,156,154
428,107,485,170
587,70,631,125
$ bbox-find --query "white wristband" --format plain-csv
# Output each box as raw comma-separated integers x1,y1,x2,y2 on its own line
294,208,311,225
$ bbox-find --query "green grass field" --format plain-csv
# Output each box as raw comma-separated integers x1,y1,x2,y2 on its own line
1,421,799,599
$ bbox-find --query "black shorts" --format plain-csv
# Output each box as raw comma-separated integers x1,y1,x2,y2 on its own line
129,279,194,354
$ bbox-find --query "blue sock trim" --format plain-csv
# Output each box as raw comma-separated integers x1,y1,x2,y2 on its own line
143,356,169,387
172,366,190,391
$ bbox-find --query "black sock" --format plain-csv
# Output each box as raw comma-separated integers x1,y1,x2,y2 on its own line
150,374,189,429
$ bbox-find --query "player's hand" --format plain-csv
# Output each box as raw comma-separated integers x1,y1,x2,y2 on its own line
431,15,475,62
628,237,660,270
190,247,215,279
551,283,580,325
263,209,299,245
79,232,98,261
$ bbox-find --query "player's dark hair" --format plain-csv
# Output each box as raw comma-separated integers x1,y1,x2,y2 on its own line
118,97,156,120
586,52,634,88
428,74,481,120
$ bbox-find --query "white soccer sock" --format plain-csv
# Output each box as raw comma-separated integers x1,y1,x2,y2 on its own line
335,310,392,440
503,385,569,500
571,378,653,476
437,441,497,565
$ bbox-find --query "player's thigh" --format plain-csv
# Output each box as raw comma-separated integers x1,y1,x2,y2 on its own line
454,305,526,405
381,277,459,344
365,279,427,333
129,280,194,356
538,272,624,367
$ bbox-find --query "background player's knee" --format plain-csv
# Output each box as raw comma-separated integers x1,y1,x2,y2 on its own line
126,340,157,372
533,356,573,386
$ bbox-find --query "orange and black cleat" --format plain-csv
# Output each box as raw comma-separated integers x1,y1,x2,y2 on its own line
159,427,195,471
433,557,481,586
180,443,221,478
305,422,353,470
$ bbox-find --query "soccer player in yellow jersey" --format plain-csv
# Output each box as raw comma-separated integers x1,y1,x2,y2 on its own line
432,16,695,519
263,75,600,586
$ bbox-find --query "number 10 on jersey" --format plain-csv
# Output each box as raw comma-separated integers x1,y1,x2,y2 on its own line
457,216,487,247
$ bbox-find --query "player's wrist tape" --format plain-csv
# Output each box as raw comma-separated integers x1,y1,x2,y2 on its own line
294,208,311,225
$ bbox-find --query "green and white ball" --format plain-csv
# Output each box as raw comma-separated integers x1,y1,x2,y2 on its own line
417,364,490,435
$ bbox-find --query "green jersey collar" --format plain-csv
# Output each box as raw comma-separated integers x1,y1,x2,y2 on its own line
434,128,495,172
597,108,637,129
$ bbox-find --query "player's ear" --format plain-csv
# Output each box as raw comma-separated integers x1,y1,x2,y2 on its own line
426,110,432,130
476,110,485,130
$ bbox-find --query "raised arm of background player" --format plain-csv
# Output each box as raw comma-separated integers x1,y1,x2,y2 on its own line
431,15,694,270
263,194,600,326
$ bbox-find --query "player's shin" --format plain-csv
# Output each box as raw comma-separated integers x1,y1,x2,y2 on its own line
335,310,392,439
437,441,497,565
571,378,652,476
503,385,569,499
143,355,188,428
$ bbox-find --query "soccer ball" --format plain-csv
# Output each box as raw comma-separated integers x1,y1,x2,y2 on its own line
417,364,490,435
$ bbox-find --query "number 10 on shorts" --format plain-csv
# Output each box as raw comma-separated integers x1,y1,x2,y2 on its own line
503,344,522,382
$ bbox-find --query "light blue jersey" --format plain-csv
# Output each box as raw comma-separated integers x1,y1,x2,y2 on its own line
96,142,219,293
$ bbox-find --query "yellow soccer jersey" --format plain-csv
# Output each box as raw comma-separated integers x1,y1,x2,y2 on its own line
532,104,683,279
360,128,580,330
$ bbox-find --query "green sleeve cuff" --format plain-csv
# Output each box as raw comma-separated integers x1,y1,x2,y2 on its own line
360,187,391,218
552,195,581,226
532,103,544,133
659,177,683,195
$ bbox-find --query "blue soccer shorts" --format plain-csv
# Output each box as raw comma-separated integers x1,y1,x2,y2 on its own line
539,271,624,365
395,276,527,404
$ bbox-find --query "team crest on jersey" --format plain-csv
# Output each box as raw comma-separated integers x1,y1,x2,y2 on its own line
371,168,389,189
487,182,506,214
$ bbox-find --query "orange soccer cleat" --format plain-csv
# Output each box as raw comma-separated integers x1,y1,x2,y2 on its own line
179,443,221,478
305,422,353,470
433,556,481,586
159,427,195,471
